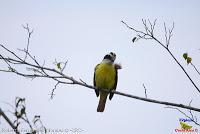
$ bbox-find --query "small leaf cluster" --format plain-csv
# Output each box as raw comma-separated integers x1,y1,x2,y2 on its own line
183,53,192,65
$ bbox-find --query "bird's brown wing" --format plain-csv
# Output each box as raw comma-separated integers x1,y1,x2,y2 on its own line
93,64,100,97
109,68,118,100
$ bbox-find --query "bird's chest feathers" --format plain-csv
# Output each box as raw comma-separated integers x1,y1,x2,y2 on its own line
95,63,116,89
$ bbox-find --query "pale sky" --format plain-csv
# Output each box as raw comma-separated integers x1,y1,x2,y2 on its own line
0,0,200,134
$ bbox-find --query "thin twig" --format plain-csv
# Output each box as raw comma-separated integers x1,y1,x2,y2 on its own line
164,22,168,46
121,20,200,94
50,82,60,99
80,79,87,85
142,83,147,98
61,60,68,73
191,63,200,76
165,106,200,126
22,23,33,61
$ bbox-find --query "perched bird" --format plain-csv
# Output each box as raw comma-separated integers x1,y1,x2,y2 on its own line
93,52,121,112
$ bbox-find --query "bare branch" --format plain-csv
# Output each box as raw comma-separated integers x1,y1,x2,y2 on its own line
61,60,68,73
142,19,151,35
142,83,148,98
164,22,168,46
152,19,157,33
0,44,200,112
122,19,200,94
168,22,175,46
22,23,33,61
80,79,87,85
121,21,146,34
164,22,175,48
191,63,200,76
188,100,198,124
50,82,60,99
165,106,200,126
0,44,23,62
0,108,19,134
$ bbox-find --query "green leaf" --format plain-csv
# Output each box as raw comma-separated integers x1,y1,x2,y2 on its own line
187,57,192,64
57,63,61,70
183,53,188,60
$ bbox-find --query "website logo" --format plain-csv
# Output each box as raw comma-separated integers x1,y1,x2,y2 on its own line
174,118,199,133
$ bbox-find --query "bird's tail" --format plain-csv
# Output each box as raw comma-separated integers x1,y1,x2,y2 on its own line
97,94,107,112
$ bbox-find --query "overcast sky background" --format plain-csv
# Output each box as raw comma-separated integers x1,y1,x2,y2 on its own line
0,0,200,134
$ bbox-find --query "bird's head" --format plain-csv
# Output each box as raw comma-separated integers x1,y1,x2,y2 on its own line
103,52,116,63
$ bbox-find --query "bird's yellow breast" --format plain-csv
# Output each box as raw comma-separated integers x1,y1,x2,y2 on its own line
95,63,116,90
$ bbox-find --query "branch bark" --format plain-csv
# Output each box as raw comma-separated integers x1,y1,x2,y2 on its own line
0,108,19,134
0,44,200,113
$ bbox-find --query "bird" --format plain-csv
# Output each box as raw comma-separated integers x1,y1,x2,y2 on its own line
93,52,121,112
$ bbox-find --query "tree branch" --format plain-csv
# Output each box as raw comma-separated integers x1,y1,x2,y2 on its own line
22,23,33,61
191,63,200,76
121,20,200,94
0,97,46,134
0,45,200,113
0,108,19,134
165,106,200,126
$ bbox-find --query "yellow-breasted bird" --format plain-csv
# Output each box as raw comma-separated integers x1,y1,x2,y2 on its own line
93,52,121,112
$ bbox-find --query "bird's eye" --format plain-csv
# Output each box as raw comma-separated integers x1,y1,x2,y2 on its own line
110,52,116,57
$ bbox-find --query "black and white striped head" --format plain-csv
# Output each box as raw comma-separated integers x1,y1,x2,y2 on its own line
103,52,116,63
